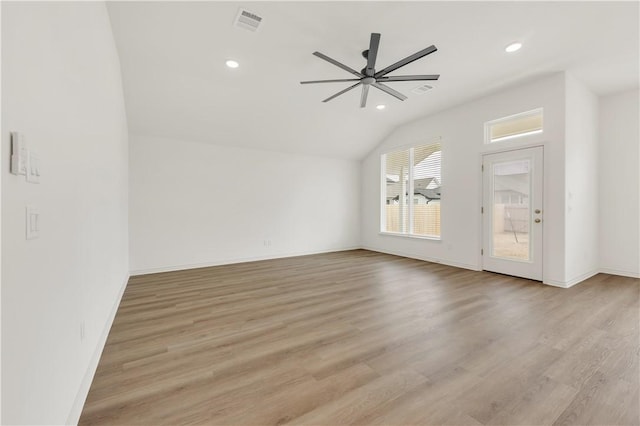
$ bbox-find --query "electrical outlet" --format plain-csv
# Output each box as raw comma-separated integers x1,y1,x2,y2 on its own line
26,205,40,240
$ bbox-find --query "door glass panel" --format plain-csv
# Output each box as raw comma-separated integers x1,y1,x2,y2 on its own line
492,159,531,260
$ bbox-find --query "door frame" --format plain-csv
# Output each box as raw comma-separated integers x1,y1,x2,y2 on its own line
479,145,544,281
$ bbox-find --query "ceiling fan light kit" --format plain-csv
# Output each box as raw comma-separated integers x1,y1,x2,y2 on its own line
301,32,440,108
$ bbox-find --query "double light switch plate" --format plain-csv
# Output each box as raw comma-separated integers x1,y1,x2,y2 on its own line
11,132,41,183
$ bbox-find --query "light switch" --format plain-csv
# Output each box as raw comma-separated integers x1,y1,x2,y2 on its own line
10,132,27,175
26,152,40,183
26,205,40,240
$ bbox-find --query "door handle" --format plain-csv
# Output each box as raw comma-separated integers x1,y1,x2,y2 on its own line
535,209,541,214
534,218,541,223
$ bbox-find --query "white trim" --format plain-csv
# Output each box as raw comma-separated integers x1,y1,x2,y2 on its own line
599,267,640,279
379,136,442,156
66,274,130,425
477,153,484,271
380,154,386,233
490,129,543,143
130,246,361,276
408,147,415,234
541,279,570,289
0,3,3,420
378,231,441,241
361,245,481,271
543,269,600,288
480,142,545,156
565,269,600,287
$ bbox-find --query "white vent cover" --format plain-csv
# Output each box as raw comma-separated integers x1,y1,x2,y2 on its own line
234,8,263,32
412,84,433,95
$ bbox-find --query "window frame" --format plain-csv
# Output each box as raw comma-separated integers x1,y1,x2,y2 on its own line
380,140,442,240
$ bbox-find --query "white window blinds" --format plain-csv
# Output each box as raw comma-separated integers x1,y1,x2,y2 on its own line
382,142,441,238
485,108,543,143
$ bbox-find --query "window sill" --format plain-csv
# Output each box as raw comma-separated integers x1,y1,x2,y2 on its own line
379,232,441,241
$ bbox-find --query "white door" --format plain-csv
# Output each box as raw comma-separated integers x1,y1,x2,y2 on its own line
482,146,543,281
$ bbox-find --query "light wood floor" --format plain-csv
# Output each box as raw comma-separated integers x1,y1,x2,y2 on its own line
80,250,639,425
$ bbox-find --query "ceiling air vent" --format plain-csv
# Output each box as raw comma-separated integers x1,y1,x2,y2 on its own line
234,8,263,32
412,84,433,95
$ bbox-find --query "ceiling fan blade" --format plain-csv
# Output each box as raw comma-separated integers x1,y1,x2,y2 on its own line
300,78,362,84
371,82,407,101
374,45,437,78
377,74,440,82
322,81,363,103
365,33,381,77
313,51,363,77
360,84,370,108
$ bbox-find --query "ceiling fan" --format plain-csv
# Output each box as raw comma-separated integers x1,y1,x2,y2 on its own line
301,33,440,108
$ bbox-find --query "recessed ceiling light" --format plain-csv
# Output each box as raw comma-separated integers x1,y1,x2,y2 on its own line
505,42,522,53
376,104,386,110
225,60,239,69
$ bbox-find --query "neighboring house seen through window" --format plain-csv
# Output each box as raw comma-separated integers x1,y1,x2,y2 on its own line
382,142,441,238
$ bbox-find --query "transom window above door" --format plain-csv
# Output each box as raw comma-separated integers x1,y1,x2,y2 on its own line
485,108,543,144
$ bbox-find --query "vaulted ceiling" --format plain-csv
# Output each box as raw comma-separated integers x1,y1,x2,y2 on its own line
107,1,639,160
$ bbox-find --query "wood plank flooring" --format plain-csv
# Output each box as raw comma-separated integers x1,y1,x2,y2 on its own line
79,250,640,425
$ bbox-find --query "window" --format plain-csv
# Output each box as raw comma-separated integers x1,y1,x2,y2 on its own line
485,108,543,143
382,142,441,238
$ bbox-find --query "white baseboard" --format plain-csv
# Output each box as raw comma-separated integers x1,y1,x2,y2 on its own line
599,267,640,279
66,274,130,425
360,245,481,272
130,246,362,276
133,246,640,286
544,269,600,288
566,270,599,287
540,279,570,288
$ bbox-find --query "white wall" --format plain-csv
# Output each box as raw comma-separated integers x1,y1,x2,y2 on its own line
361,73,568,285
599,89,640,277
1,3,129,425
129,135,360,274
564,74,600,285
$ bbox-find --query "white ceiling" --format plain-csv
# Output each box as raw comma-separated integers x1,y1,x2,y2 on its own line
107,1,639,160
